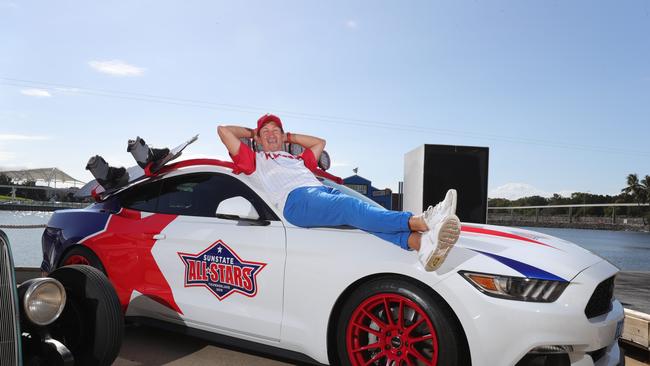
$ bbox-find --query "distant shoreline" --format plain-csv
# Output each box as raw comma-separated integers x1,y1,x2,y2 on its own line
489,217,649,233
2,205,649,233
0,202,86,211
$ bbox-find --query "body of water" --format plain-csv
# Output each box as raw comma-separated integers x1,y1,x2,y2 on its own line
1,210,53,267
1,211,649,271
521,226,650,272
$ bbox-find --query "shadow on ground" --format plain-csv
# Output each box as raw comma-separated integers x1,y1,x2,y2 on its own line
113,323,301,366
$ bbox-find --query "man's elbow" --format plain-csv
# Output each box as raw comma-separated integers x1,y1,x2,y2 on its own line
217,125,228,138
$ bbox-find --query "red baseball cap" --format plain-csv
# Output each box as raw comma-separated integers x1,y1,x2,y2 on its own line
257,113,283,133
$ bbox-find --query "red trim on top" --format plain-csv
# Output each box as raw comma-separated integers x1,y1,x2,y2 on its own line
144,161,155,177
461,225,557,249
155,156,343,184
156,158,236,175
91,184,102,202
315,169,343,184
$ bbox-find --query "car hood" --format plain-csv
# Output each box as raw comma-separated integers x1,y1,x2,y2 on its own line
457,223,605,281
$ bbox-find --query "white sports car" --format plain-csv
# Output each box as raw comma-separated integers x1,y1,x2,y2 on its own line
41,159,624,366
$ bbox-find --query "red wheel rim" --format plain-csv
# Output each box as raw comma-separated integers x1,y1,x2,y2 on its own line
64,255,91,266
346,293,439,366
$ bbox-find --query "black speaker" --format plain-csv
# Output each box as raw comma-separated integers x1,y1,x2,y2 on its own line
404,144,489,224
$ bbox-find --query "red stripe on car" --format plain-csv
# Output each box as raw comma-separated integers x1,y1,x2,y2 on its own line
461,226,557,249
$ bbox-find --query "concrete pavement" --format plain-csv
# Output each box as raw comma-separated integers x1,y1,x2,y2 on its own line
113,323,649,366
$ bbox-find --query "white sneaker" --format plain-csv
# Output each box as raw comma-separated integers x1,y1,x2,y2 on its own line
420,189,457,231
418,214,461,271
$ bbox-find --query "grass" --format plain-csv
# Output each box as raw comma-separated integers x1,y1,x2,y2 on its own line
0,195,33,202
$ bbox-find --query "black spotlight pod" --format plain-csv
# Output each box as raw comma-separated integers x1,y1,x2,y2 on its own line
128,136,170,168
86,155,110,182
318,150,331,171
86,155,129,190
127,136,151,168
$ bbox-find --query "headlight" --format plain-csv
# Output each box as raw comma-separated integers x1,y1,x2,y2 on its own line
22,278,66,326
460,271,568,302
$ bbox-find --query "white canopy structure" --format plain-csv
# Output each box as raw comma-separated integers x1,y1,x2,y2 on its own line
0,168,85,187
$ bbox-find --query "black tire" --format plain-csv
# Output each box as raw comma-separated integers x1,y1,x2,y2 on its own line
335,277,466,366
48,265,123,366
59,245,107,274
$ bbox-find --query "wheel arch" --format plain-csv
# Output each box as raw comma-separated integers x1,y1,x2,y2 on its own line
56,244,107,274
326,272,472,365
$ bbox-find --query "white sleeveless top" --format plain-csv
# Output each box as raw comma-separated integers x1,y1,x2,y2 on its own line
231,143,322,211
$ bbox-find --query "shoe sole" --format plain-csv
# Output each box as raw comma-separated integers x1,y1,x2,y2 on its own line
425,215,461,271
448,189,457,217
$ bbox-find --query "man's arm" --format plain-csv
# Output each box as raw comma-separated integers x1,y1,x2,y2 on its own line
287,132,326,161
217,125,255,155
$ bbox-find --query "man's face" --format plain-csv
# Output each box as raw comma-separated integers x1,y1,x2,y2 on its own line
258,122,283,152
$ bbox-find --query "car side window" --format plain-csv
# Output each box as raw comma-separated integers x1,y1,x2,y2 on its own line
156,173,277,220
119,181,163,212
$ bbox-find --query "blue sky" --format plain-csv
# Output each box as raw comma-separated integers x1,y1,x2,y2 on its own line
1,1,648,198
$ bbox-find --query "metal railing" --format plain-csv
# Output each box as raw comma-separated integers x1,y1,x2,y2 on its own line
0,200,85,209
488,203,649,224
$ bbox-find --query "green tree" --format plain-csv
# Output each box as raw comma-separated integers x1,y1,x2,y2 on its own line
488,198,512,207
0,173,12,185
641,175,650,202
622,174,643,201
0,173,12,195
16,180,46,201
641,175,650,225
622,173,648,224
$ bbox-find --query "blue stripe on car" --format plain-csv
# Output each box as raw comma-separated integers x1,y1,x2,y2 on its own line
47,209,111,242
471,249,567,282
41,209,111,272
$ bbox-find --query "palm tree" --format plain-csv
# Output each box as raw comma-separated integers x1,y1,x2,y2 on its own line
641,175,650,226
622,173,648,225
622,173,642,199
641,175,650,203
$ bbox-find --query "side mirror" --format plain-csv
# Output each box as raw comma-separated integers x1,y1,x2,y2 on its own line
216,197,260,221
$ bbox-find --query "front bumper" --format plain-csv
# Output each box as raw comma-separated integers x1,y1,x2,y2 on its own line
435,259,624,366
22,335,74,366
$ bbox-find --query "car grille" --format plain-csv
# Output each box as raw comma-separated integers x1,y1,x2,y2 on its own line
0,235,20,366
585,276,615,319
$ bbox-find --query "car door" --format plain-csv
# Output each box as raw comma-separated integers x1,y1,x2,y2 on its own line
147,172,286,341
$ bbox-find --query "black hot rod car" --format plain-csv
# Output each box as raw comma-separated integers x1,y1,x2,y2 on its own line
0,228,123,366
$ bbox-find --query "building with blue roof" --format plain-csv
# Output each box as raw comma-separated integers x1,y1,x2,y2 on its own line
343,174,393,210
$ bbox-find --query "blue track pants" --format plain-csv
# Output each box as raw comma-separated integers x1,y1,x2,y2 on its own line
283,186,413,249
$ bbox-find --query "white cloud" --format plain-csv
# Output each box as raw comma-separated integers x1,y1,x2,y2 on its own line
345,20,358,29
20,88,52,97
0,151,16,161
89,60,145,76
0,134,51,141
489,183,577,200
490,183,548,200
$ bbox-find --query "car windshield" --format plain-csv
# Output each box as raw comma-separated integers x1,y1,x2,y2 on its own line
319,178,386,210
